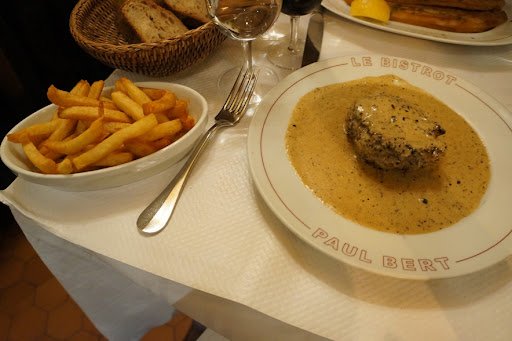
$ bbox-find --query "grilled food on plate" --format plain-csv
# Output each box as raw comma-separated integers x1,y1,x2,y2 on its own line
344,0,509,32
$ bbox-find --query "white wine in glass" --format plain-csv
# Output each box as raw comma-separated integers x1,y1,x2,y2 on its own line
206,0,282,98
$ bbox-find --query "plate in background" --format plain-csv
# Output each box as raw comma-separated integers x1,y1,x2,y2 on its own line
322,0,512,46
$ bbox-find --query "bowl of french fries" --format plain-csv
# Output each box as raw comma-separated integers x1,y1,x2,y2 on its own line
0,78,208,191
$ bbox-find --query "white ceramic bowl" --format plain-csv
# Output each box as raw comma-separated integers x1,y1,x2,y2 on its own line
0,82,208,191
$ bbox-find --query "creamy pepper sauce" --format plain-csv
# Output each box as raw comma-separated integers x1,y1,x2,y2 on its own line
285,75,490,234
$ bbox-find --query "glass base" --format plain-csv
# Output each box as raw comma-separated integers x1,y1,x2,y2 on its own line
216,66,280,104
267,40,305,71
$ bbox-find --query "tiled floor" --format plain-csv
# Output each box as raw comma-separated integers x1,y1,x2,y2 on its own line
0,214,198,341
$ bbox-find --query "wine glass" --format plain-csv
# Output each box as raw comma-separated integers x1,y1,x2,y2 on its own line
206,0,282,101
268,0,322,70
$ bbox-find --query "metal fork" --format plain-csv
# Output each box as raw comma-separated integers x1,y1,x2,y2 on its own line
137,68,258,234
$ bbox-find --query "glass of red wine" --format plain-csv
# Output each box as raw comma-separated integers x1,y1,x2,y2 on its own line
267,0,322,70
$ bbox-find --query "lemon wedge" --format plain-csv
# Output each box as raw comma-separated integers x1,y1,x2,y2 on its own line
350,0,391,23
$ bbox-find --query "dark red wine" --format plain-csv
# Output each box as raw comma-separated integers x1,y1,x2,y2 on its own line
281,0,322,16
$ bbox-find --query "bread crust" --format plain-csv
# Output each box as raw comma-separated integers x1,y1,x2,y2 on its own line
121,0,188,43
163,0,210,24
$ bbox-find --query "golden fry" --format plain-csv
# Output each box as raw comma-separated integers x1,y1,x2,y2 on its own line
57,158,74,174
60,106,132,123
72,114,158,170
124,140,158,157
140,119,182,142
143,91,176,115
75,120,89,134
88,80,105,99
49,119,77,141
47,85,117,110
93,151,134,167
155,113,170,123
7,120,61,143
22,142,58,174
103,122,131,134
70,80,90,96
114,78,128,93
119,77,151,105
142,88,167,100
111,91,144,121
151,137,173,150
181,115,196,131
168,99,188,120
43,130,78,160
45,117,104,154
38,118,77,156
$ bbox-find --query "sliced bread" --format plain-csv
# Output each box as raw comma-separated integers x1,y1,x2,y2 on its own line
121,0,189,43
163,0,210,24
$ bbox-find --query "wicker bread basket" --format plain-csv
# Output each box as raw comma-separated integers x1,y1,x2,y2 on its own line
69,0,226,77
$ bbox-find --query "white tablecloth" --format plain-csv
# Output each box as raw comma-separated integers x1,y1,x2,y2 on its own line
2,7,512,341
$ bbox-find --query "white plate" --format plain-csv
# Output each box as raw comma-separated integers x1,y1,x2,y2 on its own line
322,0,512,46
247,55,512,280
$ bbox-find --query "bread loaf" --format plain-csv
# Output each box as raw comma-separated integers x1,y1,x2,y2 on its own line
121,0,189,43
163,0,211,24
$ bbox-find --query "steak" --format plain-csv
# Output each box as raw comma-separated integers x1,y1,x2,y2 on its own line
346,95,446,171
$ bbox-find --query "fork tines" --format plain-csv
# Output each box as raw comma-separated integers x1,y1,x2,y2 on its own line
222,68,257,115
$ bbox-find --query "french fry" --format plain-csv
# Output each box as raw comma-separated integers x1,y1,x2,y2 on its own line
75,120,90,134
22,141,58,174
60,106,132,123
167,99,188,120
181,115,196,131
49,119,77,141
50,80,87,120
47,85,117,110
142,88,167,100
88,80,104,99
114,78,128,93
154,113,170,123
124,140,158,157
56,158,74,174
151,137,173,150
70,80,91,96
38,118,77,156
72,114,158,170
45,117,105,155
103,122,131,134
93,151,134,167
44,133,78,160
111,91,144,121
143,91,176,115
139,119,182,142
118,77,151,105
7,120,61,143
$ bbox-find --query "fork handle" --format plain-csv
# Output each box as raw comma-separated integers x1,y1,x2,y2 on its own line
137,121,227,234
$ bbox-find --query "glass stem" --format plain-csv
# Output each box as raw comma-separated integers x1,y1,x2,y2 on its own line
241,40,253,74
287,15,300,55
